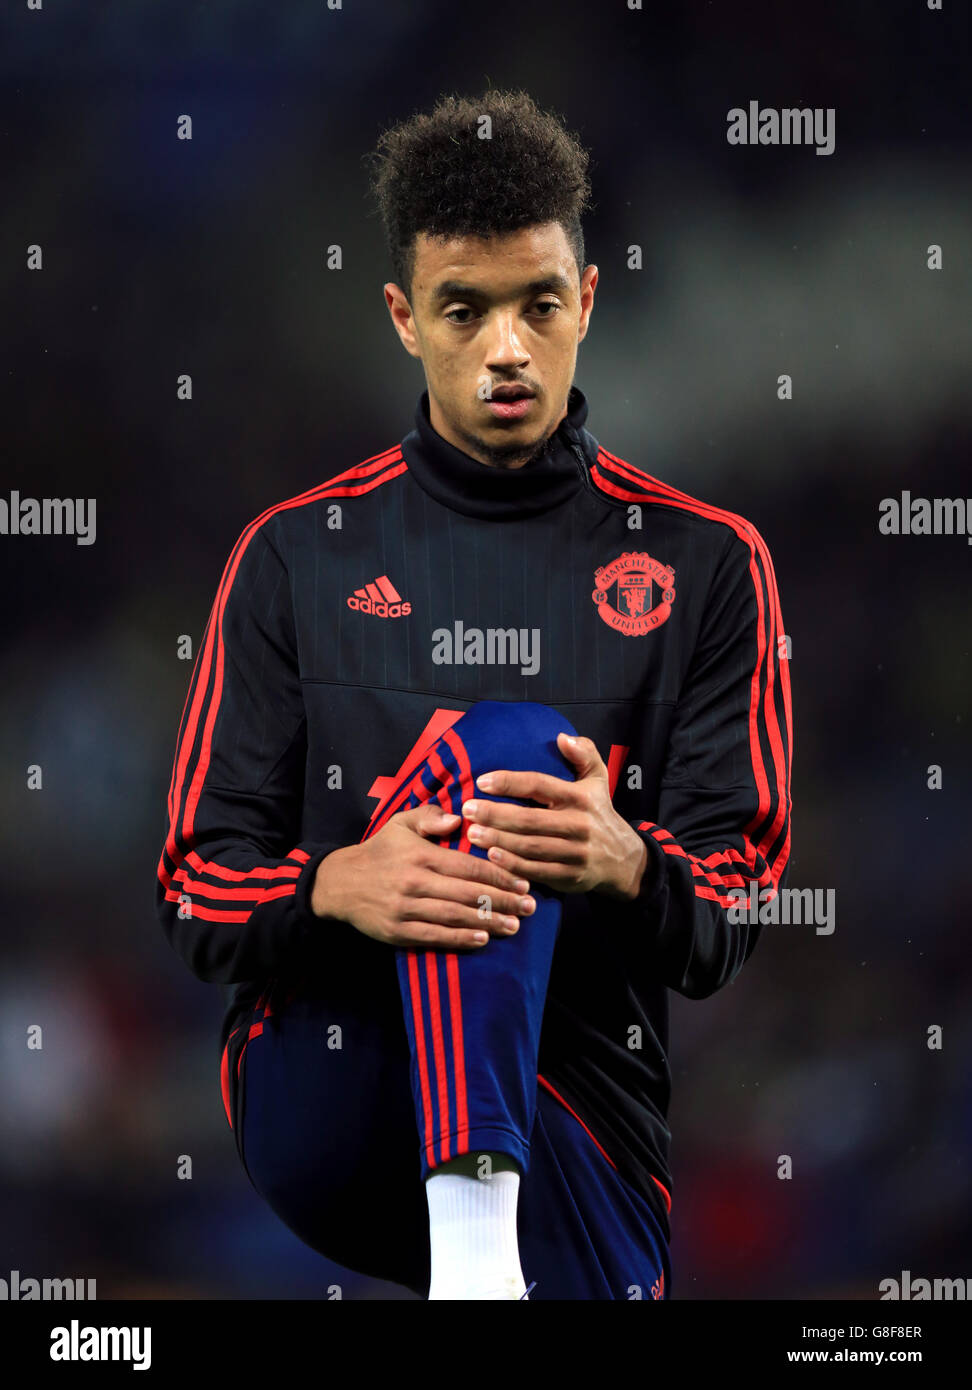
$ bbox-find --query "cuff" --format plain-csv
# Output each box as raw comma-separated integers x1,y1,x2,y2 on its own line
624,822,669,918
292,841,346,933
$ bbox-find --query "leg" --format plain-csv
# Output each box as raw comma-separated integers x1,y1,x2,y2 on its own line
237,981,431,1296
236,992,671,1301
363,699,579,1297
363,700,577,1182
231,698,575,1299
518,1086,672,1301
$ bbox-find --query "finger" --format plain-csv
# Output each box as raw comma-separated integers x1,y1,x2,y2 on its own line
415,875,536,920
479,833,584,864
414,808,463,836
407,897,523,937
556,732,606,771
483,846,582,889
462,800,583,837
473,769,582,807
424,841,531,893
396,922,492,950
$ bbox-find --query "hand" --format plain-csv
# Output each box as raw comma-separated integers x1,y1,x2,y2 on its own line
310,805,537,949
460,732,649,900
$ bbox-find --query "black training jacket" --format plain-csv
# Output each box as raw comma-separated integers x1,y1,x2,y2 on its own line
155,385,793,1241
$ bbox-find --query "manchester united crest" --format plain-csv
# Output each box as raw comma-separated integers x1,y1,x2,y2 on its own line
591,551,676,636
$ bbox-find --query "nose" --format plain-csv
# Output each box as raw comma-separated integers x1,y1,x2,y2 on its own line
484,310,530,373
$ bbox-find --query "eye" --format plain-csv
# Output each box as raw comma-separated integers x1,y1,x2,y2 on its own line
445,307,477,324
533,300,561,316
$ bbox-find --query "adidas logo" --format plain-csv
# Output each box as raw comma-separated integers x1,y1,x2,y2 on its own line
347,573,411,618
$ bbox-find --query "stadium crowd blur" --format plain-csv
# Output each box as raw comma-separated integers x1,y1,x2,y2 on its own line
2,1,969,1298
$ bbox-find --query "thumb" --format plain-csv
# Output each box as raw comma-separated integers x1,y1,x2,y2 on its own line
557,731,603,777
414,806,461,832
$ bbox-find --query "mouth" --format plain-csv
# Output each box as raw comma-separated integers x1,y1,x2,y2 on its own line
485,385,536,422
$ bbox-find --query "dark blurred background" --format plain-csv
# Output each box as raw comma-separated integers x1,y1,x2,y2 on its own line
0,0,969,1299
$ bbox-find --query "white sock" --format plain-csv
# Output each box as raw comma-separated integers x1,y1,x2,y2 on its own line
425,1169,527,1300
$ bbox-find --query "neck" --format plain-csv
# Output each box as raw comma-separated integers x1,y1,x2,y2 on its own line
399,385,597,522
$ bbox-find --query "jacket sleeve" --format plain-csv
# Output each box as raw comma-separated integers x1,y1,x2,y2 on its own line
155,517,343,984
616,521,793,999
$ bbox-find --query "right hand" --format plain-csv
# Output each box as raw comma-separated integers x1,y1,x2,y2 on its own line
309,805,537,949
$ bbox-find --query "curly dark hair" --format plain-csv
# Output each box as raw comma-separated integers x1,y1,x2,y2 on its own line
366,88,593,301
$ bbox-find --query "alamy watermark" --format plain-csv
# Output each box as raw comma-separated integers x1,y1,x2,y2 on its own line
726,880,835,935
880,1270,972,1300
0,492,96,545
50,1320,150,1371
1,1270,96,1300
727,102,835,156
879,492,972,544
432,622,540,676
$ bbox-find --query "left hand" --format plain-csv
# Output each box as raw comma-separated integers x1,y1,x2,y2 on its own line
460,732,649,900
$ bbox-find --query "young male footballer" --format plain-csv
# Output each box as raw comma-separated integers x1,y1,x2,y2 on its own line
156,89,792,1300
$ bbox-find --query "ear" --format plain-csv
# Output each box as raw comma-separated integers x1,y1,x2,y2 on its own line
577,264,598,344
384,282,422,359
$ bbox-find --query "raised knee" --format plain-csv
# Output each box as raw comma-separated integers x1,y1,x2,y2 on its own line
461,701,578,780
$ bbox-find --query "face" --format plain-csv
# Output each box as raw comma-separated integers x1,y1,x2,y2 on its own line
384,222,597,468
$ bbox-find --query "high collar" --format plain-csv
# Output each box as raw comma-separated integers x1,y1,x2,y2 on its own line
400,385,598,520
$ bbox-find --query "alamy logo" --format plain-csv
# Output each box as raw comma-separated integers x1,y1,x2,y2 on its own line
727,101,835,156
592,551,676,636
347,573,411,617
879,492,972,543
0,491,96,545
50,1320,151,1371
0,1270,96,1300
879,1270,971,1300
431,622,540,676
726,879,835,935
